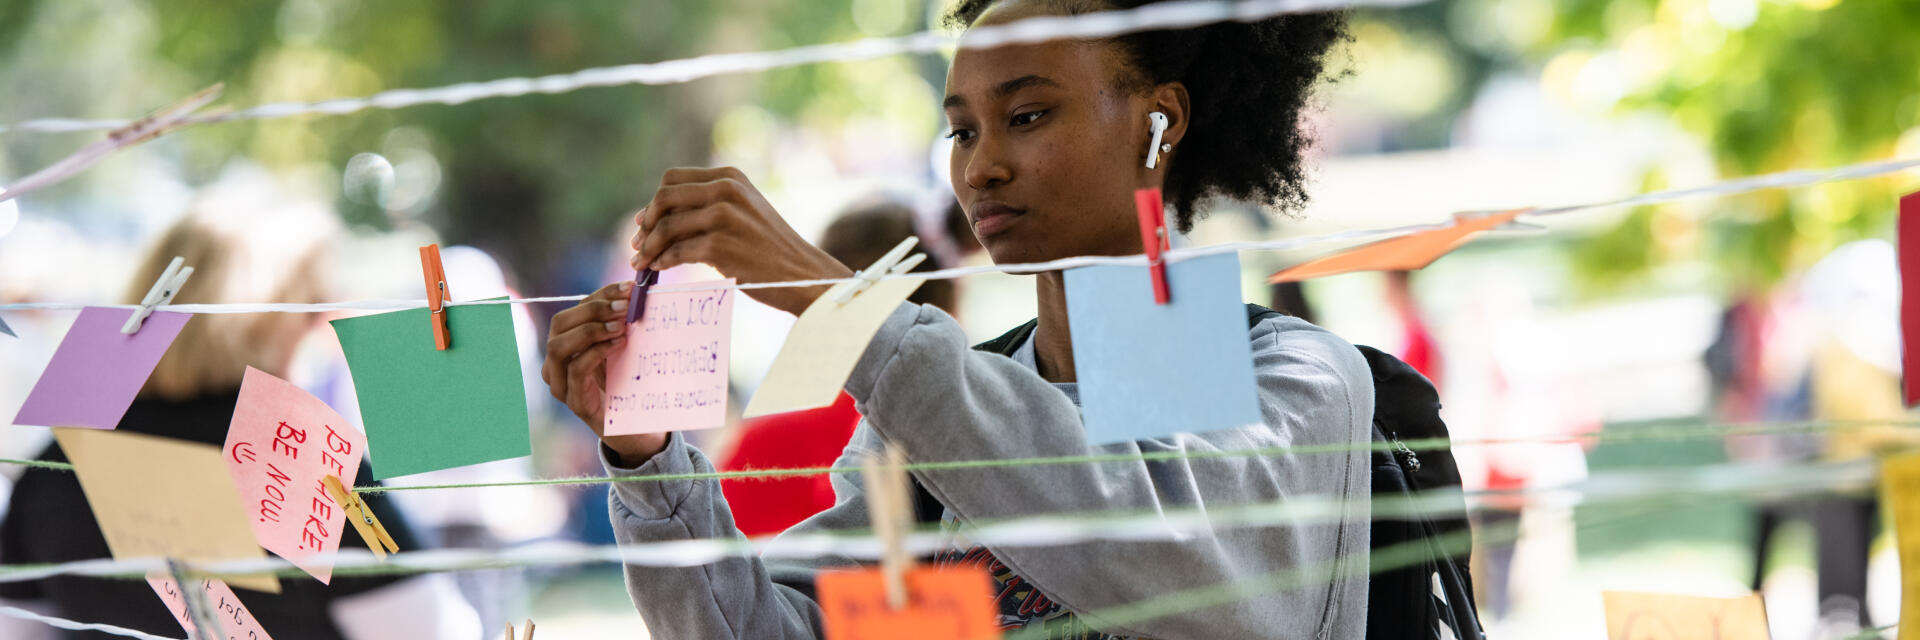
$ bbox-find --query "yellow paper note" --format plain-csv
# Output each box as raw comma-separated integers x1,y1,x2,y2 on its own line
744,277,925,417
55,428,280,593
1600,591,1768,640
1884,451,1920,639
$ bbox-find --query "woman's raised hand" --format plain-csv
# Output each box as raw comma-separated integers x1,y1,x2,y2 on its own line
541,281,666,466
631,167,854,316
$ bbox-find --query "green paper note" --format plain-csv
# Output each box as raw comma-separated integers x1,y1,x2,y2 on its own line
330,299,530,479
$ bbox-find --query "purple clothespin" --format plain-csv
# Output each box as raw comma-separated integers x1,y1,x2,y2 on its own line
625,268,658,325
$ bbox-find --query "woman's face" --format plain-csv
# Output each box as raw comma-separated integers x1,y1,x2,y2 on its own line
944,3,1153,265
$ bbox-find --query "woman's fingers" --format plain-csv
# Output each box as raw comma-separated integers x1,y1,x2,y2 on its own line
565,339,620,427
550,281,630,335
635,205,729,270
543,281,629,411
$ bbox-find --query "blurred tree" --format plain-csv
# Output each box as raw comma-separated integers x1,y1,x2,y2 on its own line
0,0,934,294
1537,0,1920,287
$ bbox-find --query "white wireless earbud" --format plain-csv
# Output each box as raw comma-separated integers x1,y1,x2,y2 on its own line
1145,112,1169,169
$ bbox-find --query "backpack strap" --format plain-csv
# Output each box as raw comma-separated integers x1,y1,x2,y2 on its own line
975,318,1038,358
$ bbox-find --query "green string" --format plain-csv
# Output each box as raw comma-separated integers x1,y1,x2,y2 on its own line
351,418,1915,495
3,418,1910,491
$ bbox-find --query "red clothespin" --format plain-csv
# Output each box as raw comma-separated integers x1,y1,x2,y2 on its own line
420,244,451,350
1134,188,1171,305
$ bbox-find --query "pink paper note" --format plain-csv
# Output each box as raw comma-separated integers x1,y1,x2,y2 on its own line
13,307,191,429
147,574,276,640
604,281,734,436
224,367,366,584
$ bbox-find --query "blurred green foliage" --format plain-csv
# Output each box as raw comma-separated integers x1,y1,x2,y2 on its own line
1541,0,1920,289
0,0,941,291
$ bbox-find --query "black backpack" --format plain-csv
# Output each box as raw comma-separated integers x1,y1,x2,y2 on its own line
940,304,1484,639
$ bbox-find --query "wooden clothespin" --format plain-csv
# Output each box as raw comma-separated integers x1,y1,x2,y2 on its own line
861,444,914,610
504,618,536,640
2,84,226,205
322,475,400,559
123,256,194,334
831,237,927,306
419,244,452,350
1134,188,1171,305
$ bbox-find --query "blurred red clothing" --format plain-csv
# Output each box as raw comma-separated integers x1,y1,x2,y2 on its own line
717,392,861,537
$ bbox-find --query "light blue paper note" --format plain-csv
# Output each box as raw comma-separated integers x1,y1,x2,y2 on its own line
0,313,13,338
1064,252,1262,444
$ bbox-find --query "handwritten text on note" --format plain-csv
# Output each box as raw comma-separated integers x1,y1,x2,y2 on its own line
225,367,366,584
604,281,734,436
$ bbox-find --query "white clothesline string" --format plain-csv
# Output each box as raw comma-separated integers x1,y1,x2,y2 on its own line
0,0,1424,135
0,459,1876,586
1,154,1914,316
0,606,182,640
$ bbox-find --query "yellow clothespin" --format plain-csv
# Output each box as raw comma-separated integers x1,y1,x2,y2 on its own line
504,619,536,640
322,475,399,559
861,444,914,610
123,256,193,334
831,237,926,306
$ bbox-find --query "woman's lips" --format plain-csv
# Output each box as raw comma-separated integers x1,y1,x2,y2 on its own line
970,202,1025,238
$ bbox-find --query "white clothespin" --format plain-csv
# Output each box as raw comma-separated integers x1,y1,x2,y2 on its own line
123,256,193,334
504,618,535,640
830,237,927,305
861,443,914,610
2,85,225,205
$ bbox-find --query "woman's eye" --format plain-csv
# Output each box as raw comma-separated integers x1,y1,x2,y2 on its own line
1010,110,1047,127
944,128,976,142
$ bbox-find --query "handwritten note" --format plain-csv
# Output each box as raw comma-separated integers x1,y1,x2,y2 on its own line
1267,209,1526,283
744,277,925,417
604,282,734,435
1600,591,1769,640
1883,451,1920,639
147,574,276,640
55,428,278,593
224,367,366,584
1064,252,1262,444
329,298,531,480
818,567,1000,640
1899,191,1918,406
13,307,190,429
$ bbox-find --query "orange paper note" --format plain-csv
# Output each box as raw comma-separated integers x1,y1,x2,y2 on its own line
1600,591,1769,639
818,567,1000,640
147,574,276,640
1267,209,1527,283
224,367,367,584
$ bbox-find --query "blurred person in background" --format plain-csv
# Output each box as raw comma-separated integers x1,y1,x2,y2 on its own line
0,198,481,640
1796,240,1919,633
715,199,959,537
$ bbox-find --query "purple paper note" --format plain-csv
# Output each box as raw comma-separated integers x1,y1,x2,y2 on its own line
13,307,191,429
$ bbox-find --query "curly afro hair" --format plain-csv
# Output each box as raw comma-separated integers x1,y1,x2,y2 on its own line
944,0,1349,232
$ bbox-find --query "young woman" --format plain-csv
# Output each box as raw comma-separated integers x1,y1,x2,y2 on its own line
541,0,1366,636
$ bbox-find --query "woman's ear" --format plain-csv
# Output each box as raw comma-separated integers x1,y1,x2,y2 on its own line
1152,82,1191,149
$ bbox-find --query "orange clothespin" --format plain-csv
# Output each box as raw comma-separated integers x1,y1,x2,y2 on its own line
419,244,452,350
1134,188,1171,305
861,444,913,610
322,475,400,560
504,618,536,640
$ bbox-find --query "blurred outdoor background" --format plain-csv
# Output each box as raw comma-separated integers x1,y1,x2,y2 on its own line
3,0,1919,638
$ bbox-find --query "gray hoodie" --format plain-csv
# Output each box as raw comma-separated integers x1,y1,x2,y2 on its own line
602,302,1374,638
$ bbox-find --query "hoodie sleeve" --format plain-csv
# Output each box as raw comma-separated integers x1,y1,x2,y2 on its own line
841,303,1375,639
